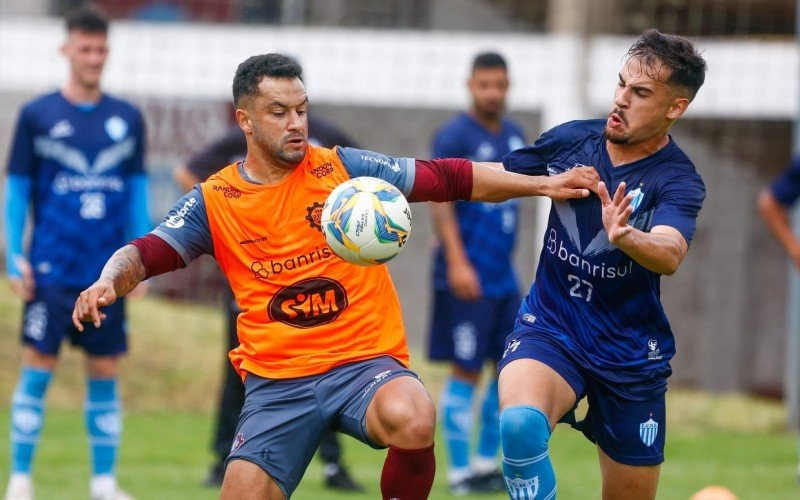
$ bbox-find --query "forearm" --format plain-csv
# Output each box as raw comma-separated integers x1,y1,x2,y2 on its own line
614,229,685,275
4,175,31,275
430,202,469,265
98,244,147,296
470,162,549,202
757,190,800,255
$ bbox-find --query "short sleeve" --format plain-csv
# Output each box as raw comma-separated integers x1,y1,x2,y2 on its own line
186,129,246,182
501,129,554,176
651,172,706,245
770,156,800,207
151,187,214,265
127,109,146,175
6,106,38,176
336,147,416,197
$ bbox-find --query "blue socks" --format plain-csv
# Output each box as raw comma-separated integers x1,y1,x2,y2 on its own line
500,405,556,499
85,378,121,476
441,377,474,477
10,367,52,474
477,378,500,461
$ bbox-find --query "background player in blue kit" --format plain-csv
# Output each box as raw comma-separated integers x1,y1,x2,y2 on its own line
426,52,526,495
758,157,800,270
3,7,149,500
497,30,707,499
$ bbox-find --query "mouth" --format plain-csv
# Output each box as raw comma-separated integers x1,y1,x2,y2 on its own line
285,136,306,147
607,112,625,129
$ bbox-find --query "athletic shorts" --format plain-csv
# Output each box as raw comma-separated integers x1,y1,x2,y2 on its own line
498,326,667,466
21,286,127,356
226,356,418,497
427,289,520,371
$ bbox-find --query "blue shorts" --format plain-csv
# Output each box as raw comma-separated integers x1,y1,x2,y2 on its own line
21,287,127,356
428,289,520,371
498,326,667,466
227,356,418,498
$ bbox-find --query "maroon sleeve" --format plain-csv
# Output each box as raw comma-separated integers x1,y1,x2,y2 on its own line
129,234,186,279
408,158,473,203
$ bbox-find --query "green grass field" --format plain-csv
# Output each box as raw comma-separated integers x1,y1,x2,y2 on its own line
0,280,798,498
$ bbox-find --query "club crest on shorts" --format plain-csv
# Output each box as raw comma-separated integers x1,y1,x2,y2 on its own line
230,432,245,453
639,417,658,447
505,476,539,499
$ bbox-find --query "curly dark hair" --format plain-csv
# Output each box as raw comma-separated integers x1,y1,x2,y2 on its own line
627,29,707,101
65,5,108,34
232,54,303,108
472,52,507,72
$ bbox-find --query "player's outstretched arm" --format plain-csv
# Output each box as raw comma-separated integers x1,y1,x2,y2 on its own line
598,181,688,275
72,244,145,331
470,162,599,202
757,187,800,269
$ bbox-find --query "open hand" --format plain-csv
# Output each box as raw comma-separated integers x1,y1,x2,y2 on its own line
598,181,635,245
545,166,600,201
447,259,482,301
8,256,35,301
72,279,117,332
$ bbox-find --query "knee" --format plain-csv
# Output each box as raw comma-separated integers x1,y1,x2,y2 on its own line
500,405,550,453
376,394,436,448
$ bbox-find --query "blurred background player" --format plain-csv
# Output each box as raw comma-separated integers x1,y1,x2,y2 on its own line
3,6,149,500
173,114,364,492
498,29,707,499
426,51,526,495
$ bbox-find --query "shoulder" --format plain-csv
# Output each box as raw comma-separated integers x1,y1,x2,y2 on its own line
435,113,471,137
102,94,144,121
19,92,61,118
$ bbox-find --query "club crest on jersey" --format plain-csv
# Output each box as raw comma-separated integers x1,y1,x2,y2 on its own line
104,116,128,142
230,432,245,453
647,338,663,360
305,202,324,232
628,186,644,213
639,417,658,447
505,476,539,499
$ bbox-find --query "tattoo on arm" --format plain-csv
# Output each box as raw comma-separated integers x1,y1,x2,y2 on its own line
99,244,146,296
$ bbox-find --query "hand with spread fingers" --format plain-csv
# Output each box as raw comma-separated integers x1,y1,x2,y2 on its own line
72,279,117,332
598,181,636,245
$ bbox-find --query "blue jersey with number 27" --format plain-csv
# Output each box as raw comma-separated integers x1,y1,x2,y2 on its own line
503,119,705,377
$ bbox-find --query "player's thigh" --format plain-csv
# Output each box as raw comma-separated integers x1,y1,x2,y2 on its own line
497,329,583,427
19,287,71,357
597,447,660,500
487,291,522,363
222,459,285,500
428,290,495,372
328,356,434,449
227,374,326,498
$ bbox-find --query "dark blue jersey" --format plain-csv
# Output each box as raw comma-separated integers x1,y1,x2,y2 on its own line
431,112,526,297
503,119,705,376
6,91,146,288
770,155,800,207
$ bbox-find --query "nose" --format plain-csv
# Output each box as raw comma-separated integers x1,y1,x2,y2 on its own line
287,110,303,131
614,86,630,109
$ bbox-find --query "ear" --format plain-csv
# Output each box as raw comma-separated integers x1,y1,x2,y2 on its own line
235,108,252,134
666,96,690,120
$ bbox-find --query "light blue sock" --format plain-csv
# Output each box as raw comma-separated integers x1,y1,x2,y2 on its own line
501,405,556,500
10,367,52,474
86,378,121,476
477,377,501,461
440,377,475,474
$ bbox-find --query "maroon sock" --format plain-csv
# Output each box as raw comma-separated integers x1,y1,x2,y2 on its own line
380,444,436,500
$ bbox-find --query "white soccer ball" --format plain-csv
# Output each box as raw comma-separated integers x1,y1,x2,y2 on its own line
321,176,412,266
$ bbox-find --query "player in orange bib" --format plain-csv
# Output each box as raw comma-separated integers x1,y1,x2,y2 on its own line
72,54,599,499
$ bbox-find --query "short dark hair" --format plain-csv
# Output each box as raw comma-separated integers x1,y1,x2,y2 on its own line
232,54,304,108
65,5,109,34
472,52,507,72
627,29,707,101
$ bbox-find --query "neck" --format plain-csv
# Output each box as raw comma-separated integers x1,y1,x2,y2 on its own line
241,146,302,185
470,108,502,132
606,134,669,167
62,80,102,104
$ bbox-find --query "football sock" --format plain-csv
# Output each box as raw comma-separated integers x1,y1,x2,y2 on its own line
476,377,501,466
10,367,52,474
380,444,435,500
500,405,556,499
86,378,121,476
440,377,474,478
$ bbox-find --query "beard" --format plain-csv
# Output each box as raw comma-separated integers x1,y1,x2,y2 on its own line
253,126,306,166
604,126,629,145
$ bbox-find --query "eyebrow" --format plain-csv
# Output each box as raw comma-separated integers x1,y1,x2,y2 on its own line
619,73,654,94
267,97,309,108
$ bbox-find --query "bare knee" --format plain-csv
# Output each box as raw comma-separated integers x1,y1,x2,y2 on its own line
222,459,285,500
367,377,436,448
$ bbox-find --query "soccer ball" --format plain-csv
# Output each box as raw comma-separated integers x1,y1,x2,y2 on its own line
321,176,412,266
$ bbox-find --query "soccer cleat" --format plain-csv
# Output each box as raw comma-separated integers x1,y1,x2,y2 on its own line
466,469,506,493
324,463,364,492
90,476,135,500
90,488,135,500
4,475,33,500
